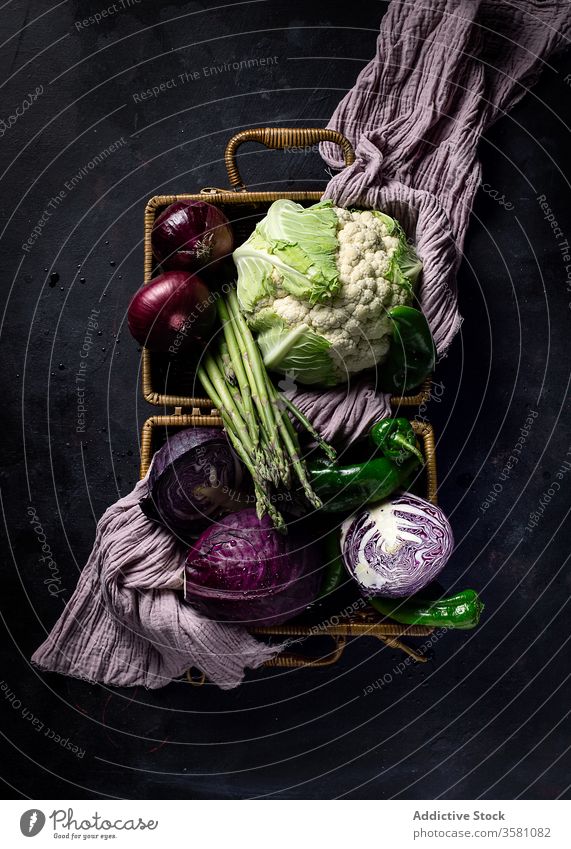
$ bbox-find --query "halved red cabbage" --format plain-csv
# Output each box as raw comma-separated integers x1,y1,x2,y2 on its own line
341,493,454,597
184,510,322,625
140,427,243,540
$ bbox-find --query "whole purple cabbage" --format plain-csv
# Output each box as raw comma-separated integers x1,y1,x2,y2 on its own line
184,510,322,625
341,493,454,598
141,427,243,540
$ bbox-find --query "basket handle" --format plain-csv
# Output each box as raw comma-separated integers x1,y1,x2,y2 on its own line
262,635,347,668
224,127,355,190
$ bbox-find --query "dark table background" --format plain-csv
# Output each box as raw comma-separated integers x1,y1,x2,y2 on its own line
1,0,570,800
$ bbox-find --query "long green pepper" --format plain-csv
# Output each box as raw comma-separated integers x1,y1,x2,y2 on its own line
369,590,484,630
307,418,424,512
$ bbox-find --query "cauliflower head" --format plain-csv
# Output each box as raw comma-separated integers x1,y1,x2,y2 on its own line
234,200,422,386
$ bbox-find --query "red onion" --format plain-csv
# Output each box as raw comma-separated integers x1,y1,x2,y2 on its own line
152,200,234,272
127,270,216,354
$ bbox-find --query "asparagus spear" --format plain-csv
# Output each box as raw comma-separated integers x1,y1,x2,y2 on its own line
217,299,259,447
267,381,322,509
198,288,331,527
219,340,248,422
198,365,285,529
228,288,325,505
226,290,288,479
278,394,337,462
202,354,256,459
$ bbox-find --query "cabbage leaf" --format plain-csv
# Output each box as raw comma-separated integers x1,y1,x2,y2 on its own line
235,199,341,310
255,316,337,386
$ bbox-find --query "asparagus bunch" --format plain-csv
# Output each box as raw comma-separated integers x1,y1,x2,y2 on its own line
197,288,336,531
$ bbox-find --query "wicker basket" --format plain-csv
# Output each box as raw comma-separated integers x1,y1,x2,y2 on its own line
138,127,437,680
139,414,438,678
141,127,432,410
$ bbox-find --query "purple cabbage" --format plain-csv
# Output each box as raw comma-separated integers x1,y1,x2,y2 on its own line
141,427,243,540
184,510,322,625
341,493,454,598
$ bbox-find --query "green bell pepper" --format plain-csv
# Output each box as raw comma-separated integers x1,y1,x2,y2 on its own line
378,305,436,394
308,418,423,513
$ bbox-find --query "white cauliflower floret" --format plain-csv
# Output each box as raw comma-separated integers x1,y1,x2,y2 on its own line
280,246,402,374
263,252,409,379
272,294,310,326
234,199,422,386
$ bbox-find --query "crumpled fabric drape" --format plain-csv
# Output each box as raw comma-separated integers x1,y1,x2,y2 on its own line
288,0,570,438
285,376,392,447
33,0,569,688
32,474,283,689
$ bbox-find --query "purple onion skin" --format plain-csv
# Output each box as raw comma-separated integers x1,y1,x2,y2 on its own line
141,428,243,540
152,201,234,273
127,270,216,354
341,493,454,598
184,510,322,625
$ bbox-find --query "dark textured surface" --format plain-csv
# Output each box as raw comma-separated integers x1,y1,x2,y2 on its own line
1,0,570,800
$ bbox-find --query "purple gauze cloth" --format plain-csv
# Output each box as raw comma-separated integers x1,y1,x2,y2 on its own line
287,0,571,443
33,0,569,689
285,376,392,446
32,474,283,689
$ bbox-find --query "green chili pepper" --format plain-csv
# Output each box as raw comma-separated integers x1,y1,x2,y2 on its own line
378,305,436,394
308,418,423,512
369,589,484,630
317,530,346,598
370,417,424,464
